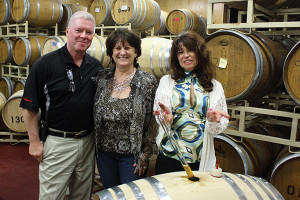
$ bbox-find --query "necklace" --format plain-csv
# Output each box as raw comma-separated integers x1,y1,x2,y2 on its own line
111,69,135,93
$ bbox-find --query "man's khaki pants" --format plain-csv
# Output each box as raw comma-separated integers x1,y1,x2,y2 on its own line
39,133,95,200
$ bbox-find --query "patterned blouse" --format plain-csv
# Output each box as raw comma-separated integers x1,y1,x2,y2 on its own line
93,65,158,164
160,72,209,163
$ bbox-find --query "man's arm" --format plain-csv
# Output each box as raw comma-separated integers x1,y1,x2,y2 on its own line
23,108,44,162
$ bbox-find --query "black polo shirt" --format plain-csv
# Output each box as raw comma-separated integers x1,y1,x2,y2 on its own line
20,44,103,131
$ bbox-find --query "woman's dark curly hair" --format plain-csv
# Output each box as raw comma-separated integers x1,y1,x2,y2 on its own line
170,31,215,92
106,29,141,67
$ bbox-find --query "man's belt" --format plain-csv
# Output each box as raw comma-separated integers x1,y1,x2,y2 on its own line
48,127,90,139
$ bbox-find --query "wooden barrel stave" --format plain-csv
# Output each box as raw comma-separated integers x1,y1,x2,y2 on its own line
206,29,282,102
13,79,26,93
87,35,112,68
270,146,300,200
12,0,63,27
2,90,26,132
0,38,14,64
153,10,169,35
89,0,115,26
0,76,14,99
111,0,160,31
283,41,300,105
93,171,284,200
0,0,15,24
139,37,172,78
41,36,67,56
13,35,47,66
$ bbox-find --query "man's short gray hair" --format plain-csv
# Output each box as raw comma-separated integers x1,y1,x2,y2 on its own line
68,11,96,32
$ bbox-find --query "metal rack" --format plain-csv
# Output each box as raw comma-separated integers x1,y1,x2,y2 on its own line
225,95,300,148
1,64,29,80
207,0,300,37
0,21,58,38
0,132,29,143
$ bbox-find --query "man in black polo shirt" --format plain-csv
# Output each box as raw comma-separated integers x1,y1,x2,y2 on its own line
20,11,103,200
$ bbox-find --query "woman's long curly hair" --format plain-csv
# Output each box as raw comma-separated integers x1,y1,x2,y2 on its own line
170,31,215,92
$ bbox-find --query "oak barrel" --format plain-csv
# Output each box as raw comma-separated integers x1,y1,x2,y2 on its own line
2,90,26,132
89,0,114,26
0,0,15,24
153,10,169,35
205,29,282,102
12,0,63,27
0,38,14,64
214,123,280,177
87,35,112,68
0,92,7,112
94,171,284,200
283,41,300,105
111,0,161,31
13,79,26,93
139,37,172,78
270,146,300,200
0,77,14,99
166,9,207,37
13,35,47,66
58,4,84,30
41,36,67,56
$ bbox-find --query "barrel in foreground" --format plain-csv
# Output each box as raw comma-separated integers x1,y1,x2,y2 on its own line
93,171,284,200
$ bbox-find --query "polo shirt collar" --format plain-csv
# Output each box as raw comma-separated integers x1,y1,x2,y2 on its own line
60,44,92,65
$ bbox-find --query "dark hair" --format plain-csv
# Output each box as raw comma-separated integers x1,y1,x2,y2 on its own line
106,29,141,66
170,31,215,92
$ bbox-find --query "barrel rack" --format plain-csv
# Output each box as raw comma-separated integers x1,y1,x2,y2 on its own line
207,0,300,39
225,96,300,148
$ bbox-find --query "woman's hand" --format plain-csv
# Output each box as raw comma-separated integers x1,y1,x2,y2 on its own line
153,102,174,125
133,160,149,176
206,108,230,123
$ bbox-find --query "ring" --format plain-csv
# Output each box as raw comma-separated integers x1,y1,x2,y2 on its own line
144,167,147,169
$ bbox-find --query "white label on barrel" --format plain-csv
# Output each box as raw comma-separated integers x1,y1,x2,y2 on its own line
219,58,227,69
95,7,100,12
52,42,57,47
121,5,128,11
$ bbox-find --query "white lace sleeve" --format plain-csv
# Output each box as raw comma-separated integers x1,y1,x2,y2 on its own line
153,75,173,111
205,80,229,135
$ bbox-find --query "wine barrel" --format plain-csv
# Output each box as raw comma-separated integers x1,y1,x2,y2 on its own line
270,146,300,200
0,38,14,64
111,0,161,31
166,9,207,38
0,77,14,99
41,36,67,56
0,91,7,112
0,0,15,24
13,35,47,66
214,122,279,177
283,41,300,105
139,37,172,78
89,0,115,26
58,4,86,30
13,79,26,93
93,171,284,200
205,29,282,102
153,10,169,35
2,90,26,132
12,0,63,27
87,35,112,68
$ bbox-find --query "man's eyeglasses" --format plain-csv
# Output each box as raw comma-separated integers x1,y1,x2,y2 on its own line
67,69,75,92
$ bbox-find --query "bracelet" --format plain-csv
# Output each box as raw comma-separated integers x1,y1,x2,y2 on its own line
140,152,150,161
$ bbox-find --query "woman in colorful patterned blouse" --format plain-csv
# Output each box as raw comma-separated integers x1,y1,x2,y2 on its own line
153,31,230,174
93,29,158,189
